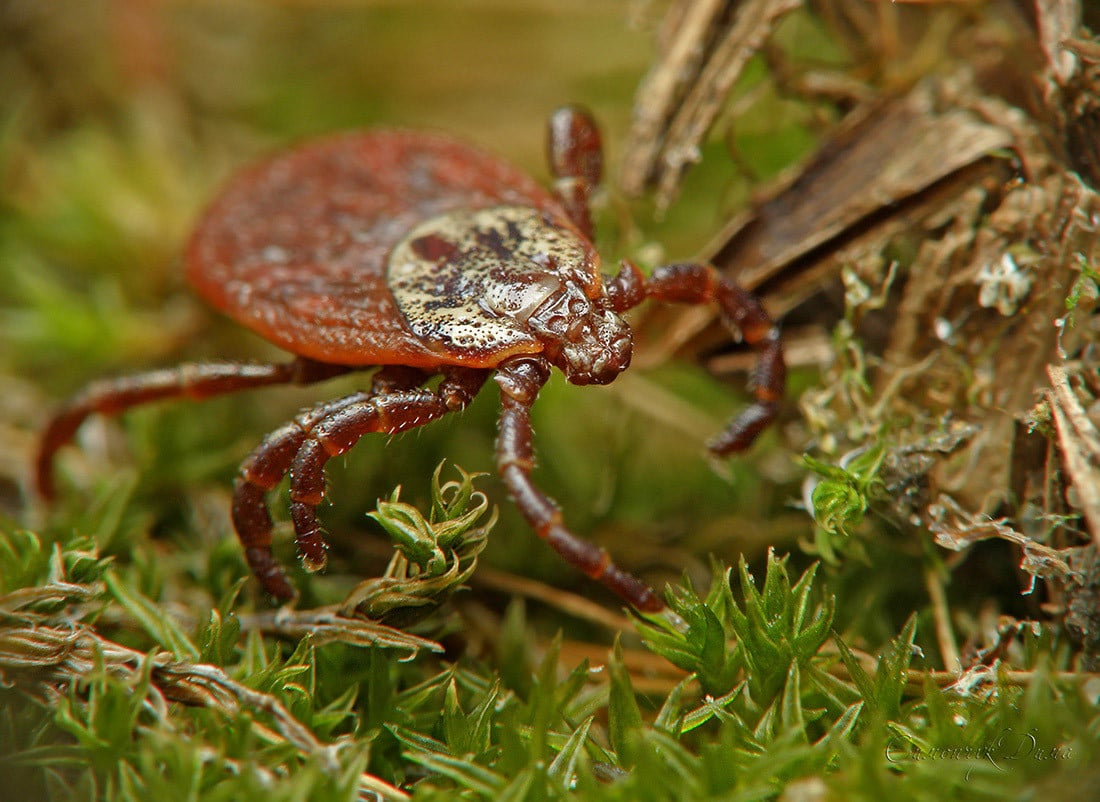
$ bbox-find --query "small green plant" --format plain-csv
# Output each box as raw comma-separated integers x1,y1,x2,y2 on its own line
342,462,494,623
634,552,834,699
1062,253,1099,328
802,445,886,562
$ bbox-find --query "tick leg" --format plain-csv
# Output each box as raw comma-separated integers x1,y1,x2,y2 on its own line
494,357,664,613
35,358,350,500
546,105,603,240
639,262,785,455
279,368,489,591
232,366,432,599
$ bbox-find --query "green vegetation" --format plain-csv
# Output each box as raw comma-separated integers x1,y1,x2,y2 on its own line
1,3,1096,800
2,489,1094,800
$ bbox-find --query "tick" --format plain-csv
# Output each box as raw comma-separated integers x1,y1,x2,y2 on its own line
35,107,784,613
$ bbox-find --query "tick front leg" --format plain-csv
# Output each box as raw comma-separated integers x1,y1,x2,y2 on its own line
546,105,603,240
36,357,350,500
644,263,785,455
494,357,664,613
231,366,440,599
280,368,489,593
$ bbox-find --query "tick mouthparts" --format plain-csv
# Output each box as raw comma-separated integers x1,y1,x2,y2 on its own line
565,329,632,385
596,337,629,374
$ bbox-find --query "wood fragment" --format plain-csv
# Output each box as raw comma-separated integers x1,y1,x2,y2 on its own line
620,0,728,196
926,564,962,674
653,0,802,210
636,75,1014,365
1035,0,1081,86
707,77,1012,294
620,0,802,208
1062,36,1100,63
1048,365,1100,549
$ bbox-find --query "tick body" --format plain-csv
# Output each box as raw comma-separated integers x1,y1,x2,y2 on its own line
36,107,784,613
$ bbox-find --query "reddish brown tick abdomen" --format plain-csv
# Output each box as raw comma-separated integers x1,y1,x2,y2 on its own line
186,132,594,369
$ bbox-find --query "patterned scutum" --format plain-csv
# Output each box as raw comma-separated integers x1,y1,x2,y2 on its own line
388,205,594,357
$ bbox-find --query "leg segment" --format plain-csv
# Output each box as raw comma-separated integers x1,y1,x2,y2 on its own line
620,261,785,455
494,357,664,612
239,367,489,599
35,358,350,500
546,105,603,241
231,366,444,599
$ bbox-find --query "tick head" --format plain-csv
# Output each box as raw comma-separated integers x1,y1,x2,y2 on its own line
561,305,633,386
527,281,633,386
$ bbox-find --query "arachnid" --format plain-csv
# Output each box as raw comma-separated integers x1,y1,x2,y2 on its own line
36,107,784,613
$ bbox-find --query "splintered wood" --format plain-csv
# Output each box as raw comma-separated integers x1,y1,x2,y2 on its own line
1048,366,1100,551
620,0,801,210
706,78,1012,312
622,0,1100,658
634,76,1014,369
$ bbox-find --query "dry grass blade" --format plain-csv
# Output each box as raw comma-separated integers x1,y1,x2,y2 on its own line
473,565,635,632
653,0,802,210
620,0,802,210
0,616,410,801
238,606,444,656
619,0,727,197
1047,365,1100,548
928,494,1074,587
0,581,102,616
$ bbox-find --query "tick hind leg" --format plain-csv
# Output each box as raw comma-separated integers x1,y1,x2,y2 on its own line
612,261,785,455
494,357,664,613
236,367,488,599
36,358,350,501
